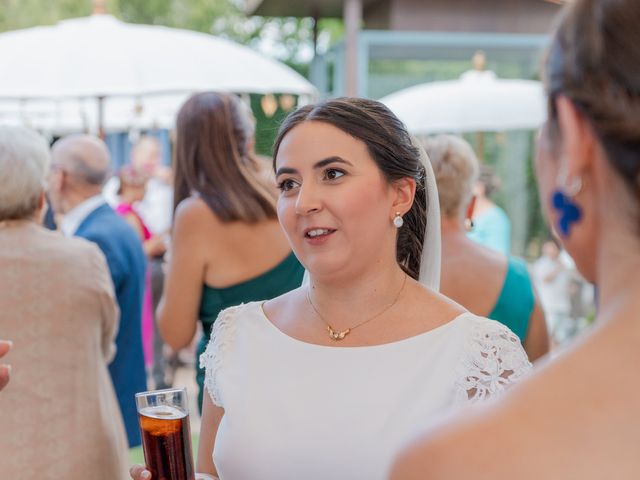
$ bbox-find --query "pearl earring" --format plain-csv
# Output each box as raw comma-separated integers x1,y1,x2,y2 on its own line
464,218,474,231
393,212,404,228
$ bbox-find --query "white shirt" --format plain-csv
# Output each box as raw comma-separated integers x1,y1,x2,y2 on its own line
135,178,173,234
200,302,531,480
102,176,173,234
60,194,106,237
102,176,120,208
531,255,572,316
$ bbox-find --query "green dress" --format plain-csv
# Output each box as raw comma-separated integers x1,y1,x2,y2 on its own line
196,251,304,411
488,256,535,342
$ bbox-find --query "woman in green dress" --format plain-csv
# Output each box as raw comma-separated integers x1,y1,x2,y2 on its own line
157,92,304,411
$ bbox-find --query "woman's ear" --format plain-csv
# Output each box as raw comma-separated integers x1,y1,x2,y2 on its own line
556,95,597,176
391,177,417,216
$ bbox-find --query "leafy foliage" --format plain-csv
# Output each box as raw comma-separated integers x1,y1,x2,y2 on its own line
0,1,341,67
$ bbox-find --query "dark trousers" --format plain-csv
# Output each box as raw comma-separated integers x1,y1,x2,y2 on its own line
150,257,173,389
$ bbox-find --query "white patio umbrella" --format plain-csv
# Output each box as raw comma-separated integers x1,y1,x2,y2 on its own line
0,13,317,134
0,94,193,134
380,70,546,134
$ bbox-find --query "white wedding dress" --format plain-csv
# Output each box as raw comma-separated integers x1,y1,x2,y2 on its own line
200,301,531,480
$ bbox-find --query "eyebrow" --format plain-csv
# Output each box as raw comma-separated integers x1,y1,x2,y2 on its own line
275,156,353,178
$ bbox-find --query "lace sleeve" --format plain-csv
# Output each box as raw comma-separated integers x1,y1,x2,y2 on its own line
198,305,243,408
454,317,532,404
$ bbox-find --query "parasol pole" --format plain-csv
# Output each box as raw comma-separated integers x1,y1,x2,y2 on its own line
472,50,486,162
93,0,107,139
97,95,106,140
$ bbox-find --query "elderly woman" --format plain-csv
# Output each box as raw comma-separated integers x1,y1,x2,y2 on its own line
392,0,640,478
0,126,129,479
422,135,549,361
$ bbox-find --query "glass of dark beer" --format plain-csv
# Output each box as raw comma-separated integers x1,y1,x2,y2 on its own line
135,387,195,480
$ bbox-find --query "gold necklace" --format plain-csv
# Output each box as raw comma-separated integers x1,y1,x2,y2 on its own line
306,274,408,341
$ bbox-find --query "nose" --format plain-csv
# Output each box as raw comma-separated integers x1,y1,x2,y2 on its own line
294,182,322,216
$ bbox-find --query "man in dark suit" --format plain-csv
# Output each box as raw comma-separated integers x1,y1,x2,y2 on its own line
47,134,147,448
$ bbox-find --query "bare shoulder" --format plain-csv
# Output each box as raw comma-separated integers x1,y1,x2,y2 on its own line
175,196,218,224
392,326,640,480
391,350,556,479
173,196,223,237
391,392,524,479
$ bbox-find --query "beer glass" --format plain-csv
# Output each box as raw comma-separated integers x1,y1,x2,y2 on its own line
136,387,195,480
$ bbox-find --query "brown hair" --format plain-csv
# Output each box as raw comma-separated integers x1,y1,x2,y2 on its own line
173,92,277,222
272,97,427,280
545,0,640,202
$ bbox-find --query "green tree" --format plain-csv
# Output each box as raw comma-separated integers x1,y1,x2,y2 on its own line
0,1,338,155
0,0,89,31
0,0,341,69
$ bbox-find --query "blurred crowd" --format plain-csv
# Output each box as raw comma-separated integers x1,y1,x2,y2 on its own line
1,1,637,479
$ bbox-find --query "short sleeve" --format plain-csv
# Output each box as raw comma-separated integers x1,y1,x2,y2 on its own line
198,305,243,408
454,317,532,404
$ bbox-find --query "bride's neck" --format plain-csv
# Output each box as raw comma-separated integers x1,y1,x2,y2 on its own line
308,263,408,312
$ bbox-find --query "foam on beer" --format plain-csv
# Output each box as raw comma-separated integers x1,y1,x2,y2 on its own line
139,405,187,436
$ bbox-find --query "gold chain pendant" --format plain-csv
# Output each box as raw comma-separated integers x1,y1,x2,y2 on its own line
328,325,351,341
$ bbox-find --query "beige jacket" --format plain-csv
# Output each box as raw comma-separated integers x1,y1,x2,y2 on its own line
0,220,129,480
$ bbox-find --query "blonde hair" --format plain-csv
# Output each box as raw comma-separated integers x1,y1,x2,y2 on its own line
421,135,479,219
0,126,50,221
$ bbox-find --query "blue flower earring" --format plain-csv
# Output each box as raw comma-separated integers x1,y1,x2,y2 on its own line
551,173,583,238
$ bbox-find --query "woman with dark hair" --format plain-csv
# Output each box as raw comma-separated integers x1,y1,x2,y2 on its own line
392,1,640,478
132,97,530,480
156,92,305,410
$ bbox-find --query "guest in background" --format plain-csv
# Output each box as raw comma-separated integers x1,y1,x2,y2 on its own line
0,126,129,479
115,164,166,373
423,135,549,361
129,135,174,389
531,237,572,344
115,164,167,258
48,134,147,448
392,1,640,477
130,135,174,238
467,165,511,255
157,92,305,411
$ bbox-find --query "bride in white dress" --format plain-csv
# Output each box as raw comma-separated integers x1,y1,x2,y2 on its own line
132,97,531,480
